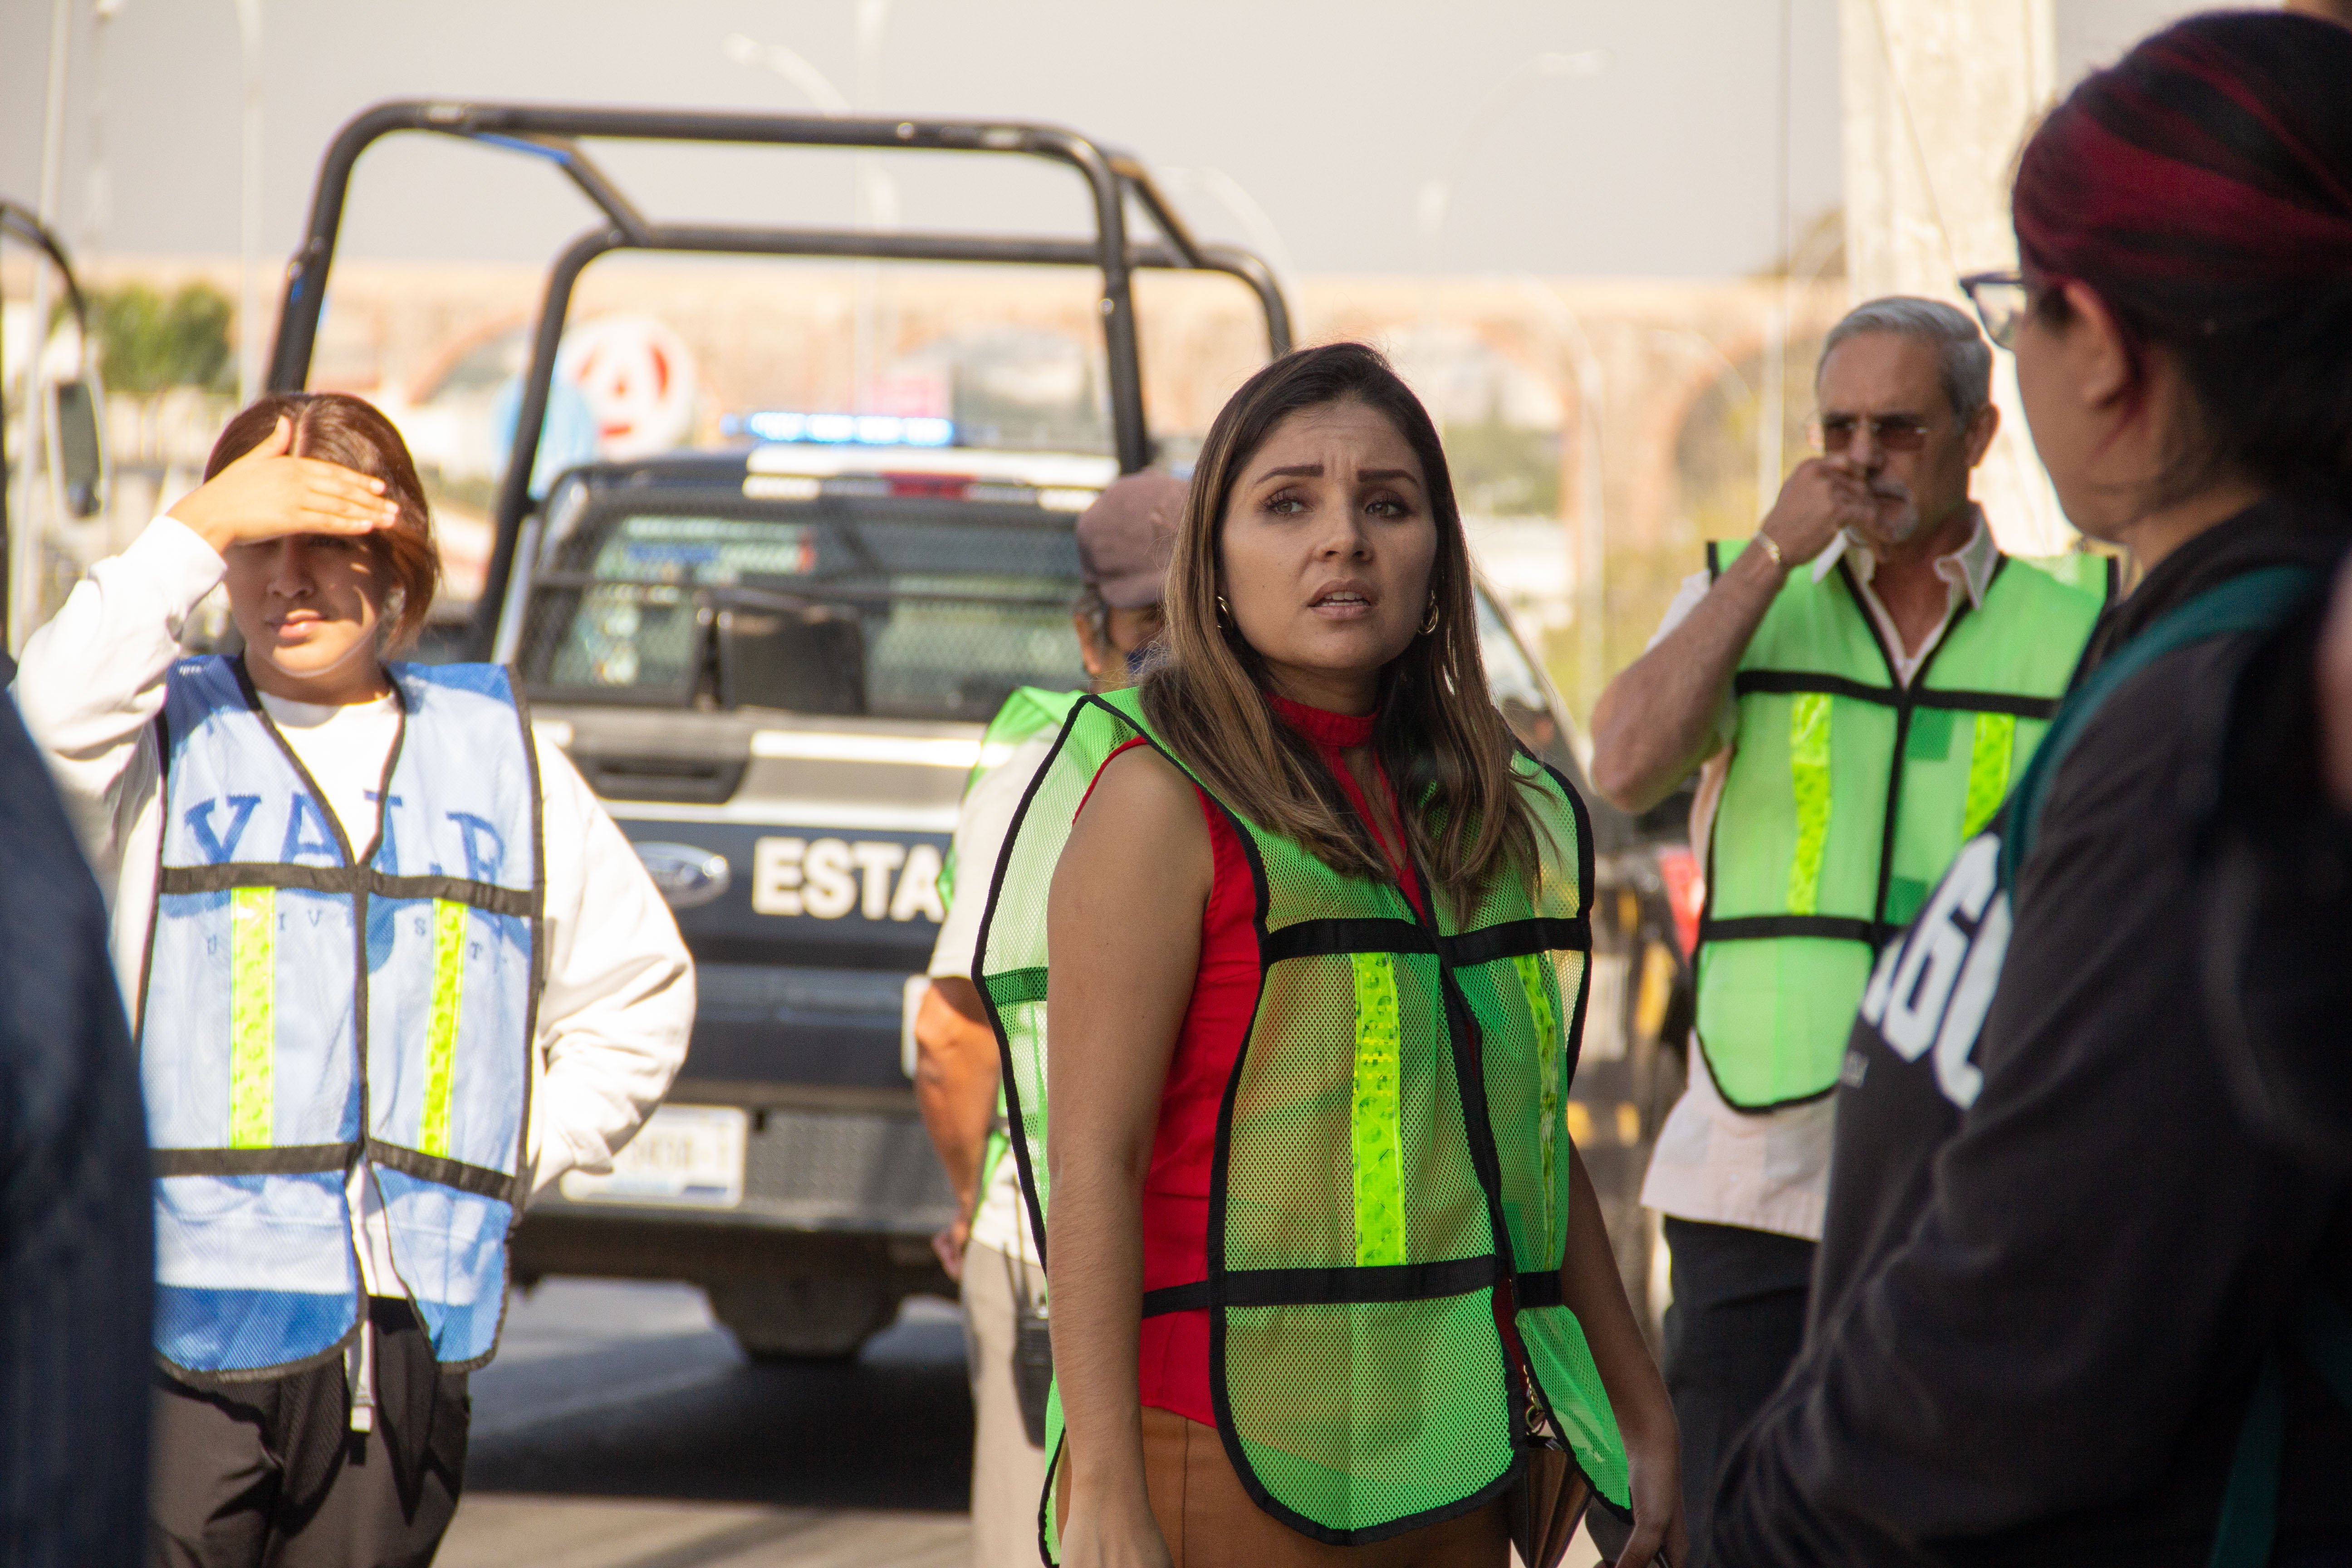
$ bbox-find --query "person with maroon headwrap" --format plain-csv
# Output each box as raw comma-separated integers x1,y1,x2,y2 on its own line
1713,14,2352,1565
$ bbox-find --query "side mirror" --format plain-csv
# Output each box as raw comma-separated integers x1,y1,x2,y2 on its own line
47,377,107,520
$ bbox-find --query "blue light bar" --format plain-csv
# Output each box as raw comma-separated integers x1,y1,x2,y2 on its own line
724,410,956,447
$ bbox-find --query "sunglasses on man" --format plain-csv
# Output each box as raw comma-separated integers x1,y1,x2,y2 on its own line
1812,414,1935,455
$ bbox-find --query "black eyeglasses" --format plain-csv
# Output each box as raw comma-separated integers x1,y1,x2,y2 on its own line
1960,270,2029,351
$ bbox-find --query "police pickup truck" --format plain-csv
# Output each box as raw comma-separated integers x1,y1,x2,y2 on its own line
490,437,1681,1357
497,438,1122,1354
262,102,1688,1356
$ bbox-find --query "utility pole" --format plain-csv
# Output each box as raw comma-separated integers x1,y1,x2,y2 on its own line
1840,0,2067,552
9,0,74,655
233,0,264,407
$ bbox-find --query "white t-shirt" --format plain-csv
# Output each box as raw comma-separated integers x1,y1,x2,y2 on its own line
1638,513,1995,1240
928,732,1056,1261
10,515,699,1298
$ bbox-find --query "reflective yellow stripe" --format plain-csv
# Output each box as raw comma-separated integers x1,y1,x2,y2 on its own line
1961,712,2016,838
1786,692,1833,916
1349,952,1406,1268
420,899,468,1159
1514,952,1561,1246
228,887,274,1148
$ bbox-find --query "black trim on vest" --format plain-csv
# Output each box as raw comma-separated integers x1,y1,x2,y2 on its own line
1729,668,2060,720
367,1139,516,1203
151,1143,352,1178
157,861,535,917
1440,916,1592,966
1140,1259,1568,1318
1698,913,1877,945
1261,917,1436,963
1516,1268,1564,1308
1692,1029,1840,1115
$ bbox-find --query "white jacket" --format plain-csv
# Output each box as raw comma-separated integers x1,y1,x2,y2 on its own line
10,516,695,1292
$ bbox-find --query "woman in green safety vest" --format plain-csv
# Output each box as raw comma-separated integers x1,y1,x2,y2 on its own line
976,343,1683,1568
1715,14,2352,1563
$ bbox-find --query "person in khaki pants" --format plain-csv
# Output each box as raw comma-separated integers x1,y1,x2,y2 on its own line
914,473,1182,1567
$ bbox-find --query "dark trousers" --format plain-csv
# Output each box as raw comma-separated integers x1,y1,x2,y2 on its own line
148,1297,469,1568
1661,1216,1816,1568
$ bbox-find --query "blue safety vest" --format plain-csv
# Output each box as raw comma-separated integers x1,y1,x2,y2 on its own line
139,657,542,1379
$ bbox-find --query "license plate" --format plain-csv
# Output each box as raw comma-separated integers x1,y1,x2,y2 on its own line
559,1104,748,1208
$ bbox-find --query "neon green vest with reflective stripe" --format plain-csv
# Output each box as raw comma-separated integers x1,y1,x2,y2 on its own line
947,686,1086,1236
1694,542,2108,1110
976,686,1628,1550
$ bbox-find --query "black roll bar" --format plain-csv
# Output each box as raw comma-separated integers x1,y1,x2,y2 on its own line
265,100,1293,657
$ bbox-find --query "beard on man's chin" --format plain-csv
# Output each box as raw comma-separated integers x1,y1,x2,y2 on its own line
1860,480,1925,548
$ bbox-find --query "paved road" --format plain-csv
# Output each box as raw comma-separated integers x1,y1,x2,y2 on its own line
440,1278,975,1567
444,1277,1607,1568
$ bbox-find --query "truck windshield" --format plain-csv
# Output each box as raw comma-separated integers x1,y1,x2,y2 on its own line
517,504,1088,723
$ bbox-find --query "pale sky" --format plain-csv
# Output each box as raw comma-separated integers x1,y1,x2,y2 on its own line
4,0,2195,279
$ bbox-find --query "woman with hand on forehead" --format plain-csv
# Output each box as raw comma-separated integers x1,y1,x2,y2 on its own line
977,343,1681,1568
12,392,693,1566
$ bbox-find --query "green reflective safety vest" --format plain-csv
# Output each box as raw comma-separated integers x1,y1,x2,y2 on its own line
940,685,1088,909
1694,540,2110,1110
946,685,1087,1240
976,686,1629,1552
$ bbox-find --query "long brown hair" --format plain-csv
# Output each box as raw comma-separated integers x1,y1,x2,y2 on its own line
1141,342,1540,915
205,392,440,652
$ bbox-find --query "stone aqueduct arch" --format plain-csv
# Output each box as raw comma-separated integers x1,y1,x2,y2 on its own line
91,256,1851,663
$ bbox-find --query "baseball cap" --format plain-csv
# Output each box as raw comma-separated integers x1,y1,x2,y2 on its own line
1075,471,1188,609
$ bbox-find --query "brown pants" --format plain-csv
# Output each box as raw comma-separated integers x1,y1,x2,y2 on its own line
1104,1407,1510,1568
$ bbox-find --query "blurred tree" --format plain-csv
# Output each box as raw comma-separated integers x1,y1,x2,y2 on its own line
88,283,236,397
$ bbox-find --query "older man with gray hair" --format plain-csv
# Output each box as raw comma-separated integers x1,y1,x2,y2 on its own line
1588,296,2111,1563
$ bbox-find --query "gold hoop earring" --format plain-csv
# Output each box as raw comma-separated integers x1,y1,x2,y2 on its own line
1215,594,1235,627
1420,597,1441,636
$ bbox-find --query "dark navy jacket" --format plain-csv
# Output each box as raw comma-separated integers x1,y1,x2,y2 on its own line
0,687,152,1566
1715,500,2352,1566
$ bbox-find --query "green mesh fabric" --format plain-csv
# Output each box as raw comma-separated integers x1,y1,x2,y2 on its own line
1461,950,1579,1270
1225,1295,1515,1532
942,686,1086,905
1225,950,1490,1275
978,693,1624,1543
1519,1305,1632,1507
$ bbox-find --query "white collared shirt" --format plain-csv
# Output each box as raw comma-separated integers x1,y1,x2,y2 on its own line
1808,508,1999,685
1637,506,1997,1241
